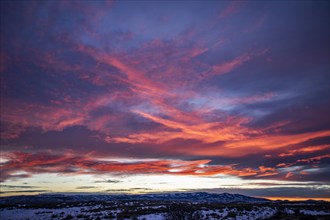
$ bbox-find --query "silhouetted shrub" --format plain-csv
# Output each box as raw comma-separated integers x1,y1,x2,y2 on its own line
76,213,86,218
227,211,237,218
299,215,317,220
165,203,202,220
62,214,73,220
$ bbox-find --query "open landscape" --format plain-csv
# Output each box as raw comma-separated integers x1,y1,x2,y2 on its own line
1,193,329,220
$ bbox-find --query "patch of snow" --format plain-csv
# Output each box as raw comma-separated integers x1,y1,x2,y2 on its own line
137,213,165,220
284,208,294,214
300,209,330,215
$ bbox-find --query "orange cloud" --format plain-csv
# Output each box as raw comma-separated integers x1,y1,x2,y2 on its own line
256,166,278,177
278,145,329,157
1,151,280,182
285,172,294,179
110,110,252,145
296,154,330,163
210,53,251,76
225,130,330,150
276,163,287,167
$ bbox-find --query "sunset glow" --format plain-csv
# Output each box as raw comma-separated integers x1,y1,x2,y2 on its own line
0,0,329,201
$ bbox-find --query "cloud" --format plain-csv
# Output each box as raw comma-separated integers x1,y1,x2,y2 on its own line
104,189,132,192
245,182,328,187
296,154,330,164
94,179,121,184
3,150,326,183
0,190,49,194
129,188,153,190
0,151,292,182
285,172,294,179
75,186,97,189
224,130,330,150
203,53,252,78
218,1,246,19
0,0,329,197
0,184,37,189
278,145,329,157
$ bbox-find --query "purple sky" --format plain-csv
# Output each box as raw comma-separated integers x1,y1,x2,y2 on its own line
0,0,329,200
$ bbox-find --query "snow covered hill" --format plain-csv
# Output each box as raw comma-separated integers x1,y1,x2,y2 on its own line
0,192,269,205
0,192,329,220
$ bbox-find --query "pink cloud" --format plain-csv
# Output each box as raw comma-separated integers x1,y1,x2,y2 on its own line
278,145,329,157
218,1,246,19
285,172,294,179
296,154,330,164
1,151,271,182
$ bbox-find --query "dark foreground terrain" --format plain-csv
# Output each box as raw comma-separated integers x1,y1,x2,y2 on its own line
0,193,329,220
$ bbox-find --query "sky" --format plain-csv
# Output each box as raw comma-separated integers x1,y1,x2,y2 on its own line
0,0,329,201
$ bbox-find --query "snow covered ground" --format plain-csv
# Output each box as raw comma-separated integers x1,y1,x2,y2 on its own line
300,209,330,216
0,201,329,220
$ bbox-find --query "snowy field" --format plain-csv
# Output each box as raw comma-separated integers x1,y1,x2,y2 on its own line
1,200,329,220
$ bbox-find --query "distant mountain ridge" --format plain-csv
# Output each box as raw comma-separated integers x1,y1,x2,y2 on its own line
0,192,269,205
